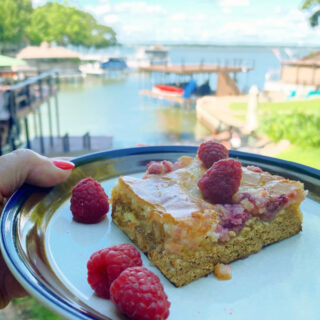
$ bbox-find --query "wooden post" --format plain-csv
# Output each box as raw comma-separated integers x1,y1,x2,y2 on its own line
33,111,38,138
54,94,61,138
37,109,45,154
24,118,31,149
47,99,54,147
0,129,2,156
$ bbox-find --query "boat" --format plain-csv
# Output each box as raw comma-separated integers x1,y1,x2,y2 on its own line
153,84,184,95
127,45,169,69
79,55,127,76
152,80,214,98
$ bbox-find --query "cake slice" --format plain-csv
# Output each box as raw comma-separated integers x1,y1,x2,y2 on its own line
111,151,306,287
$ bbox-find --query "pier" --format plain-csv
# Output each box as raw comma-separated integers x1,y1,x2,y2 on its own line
139,64,252,74
0,70,112,156
0,70,60,155
139,63,253,105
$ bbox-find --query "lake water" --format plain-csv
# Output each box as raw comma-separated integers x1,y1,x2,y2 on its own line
37,45,312,149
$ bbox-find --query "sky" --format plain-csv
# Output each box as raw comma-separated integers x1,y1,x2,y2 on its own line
32,0,320,46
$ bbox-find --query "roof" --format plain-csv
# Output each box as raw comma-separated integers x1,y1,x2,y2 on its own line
0,55,26,67
282,51,320,67
17,43,80,60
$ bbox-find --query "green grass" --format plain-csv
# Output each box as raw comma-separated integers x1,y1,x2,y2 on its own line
12,297,62,320
230,99,320,114
276,145,320,169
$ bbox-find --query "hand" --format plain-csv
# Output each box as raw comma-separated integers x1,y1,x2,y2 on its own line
0,149,74,309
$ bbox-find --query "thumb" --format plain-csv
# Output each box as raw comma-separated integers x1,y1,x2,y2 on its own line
0,149,74,199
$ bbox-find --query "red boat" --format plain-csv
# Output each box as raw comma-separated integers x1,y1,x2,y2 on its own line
153,84,184,95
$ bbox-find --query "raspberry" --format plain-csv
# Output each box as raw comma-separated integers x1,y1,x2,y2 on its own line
70,178,109,224
87,244,142,299
146,160,173,175
110,266,170,320
198,140,228,168
247,165,263,173
198,158,242,204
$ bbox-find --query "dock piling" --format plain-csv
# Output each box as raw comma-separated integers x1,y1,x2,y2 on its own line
47,99,54,147
37,109,45,154
54,94,61,138
24,118,31,149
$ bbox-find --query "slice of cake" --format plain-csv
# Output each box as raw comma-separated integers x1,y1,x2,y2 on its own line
111,143,306,287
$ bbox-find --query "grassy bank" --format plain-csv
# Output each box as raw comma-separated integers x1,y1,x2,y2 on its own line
276,145,320,169
230,98,320,114
230,99,320,169
11,297,61,320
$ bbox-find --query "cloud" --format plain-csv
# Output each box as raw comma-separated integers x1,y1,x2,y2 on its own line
80,0,320,45
218,0,250,7
85,3,112,16
103,14,119,25
114,2,167,15
170,13,187,22
32,0,46,7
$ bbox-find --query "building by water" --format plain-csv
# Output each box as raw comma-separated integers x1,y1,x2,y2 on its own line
17,42,81,76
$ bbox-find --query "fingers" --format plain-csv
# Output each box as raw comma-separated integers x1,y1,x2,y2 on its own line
0,251,27,309
0,149,74,198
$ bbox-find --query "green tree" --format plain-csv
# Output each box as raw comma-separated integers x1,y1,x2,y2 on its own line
0,0,33,48
27,2,116,48
302,0,320,27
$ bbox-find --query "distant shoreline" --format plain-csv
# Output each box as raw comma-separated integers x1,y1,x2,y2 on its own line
123,43,320,49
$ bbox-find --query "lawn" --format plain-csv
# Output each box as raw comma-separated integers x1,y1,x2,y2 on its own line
230,98,320,170
229,98,320,114
11,297,62,320
275,145,320,170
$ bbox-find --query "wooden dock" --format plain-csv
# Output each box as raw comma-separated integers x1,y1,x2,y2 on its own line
139,63,253,101
139,64,252,74
0,70,112,156
31,134,113,156
0,70,61,155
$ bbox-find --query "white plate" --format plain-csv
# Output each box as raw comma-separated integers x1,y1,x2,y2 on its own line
1,146,320,320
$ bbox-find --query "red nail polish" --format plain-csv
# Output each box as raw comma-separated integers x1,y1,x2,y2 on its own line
52,160,75,170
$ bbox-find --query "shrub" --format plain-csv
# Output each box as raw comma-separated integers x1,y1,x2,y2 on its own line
260,111,320,147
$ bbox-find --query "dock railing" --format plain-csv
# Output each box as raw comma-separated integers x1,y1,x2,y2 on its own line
0,70,60,155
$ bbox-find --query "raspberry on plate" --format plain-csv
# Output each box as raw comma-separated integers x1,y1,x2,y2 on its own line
110,266,170,320
198,140,228,169
198,158,242,204
87,244,142,299
70,177,109,224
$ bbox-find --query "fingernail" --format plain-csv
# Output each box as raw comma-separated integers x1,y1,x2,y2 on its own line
52,160,75,170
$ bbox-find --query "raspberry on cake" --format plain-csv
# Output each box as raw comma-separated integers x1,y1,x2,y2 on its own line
111,142,306,287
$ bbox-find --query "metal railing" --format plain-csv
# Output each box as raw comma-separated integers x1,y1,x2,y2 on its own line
0,70,60,155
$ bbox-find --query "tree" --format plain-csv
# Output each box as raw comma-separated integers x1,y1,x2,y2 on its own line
302,0,320,27
0,0,33,47
27,2,117,48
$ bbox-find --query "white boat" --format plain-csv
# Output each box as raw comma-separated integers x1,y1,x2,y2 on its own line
127,45,169,69
79,55,127,76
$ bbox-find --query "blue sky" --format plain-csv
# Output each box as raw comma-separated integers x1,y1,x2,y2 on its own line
33,0,320,45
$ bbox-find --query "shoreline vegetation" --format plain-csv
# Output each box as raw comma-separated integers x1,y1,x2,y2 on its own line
131,43,320,49
229,99,320,169
0,0,116,54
